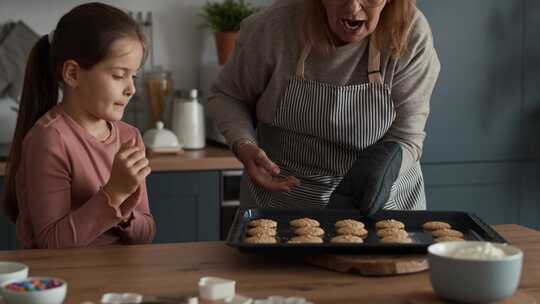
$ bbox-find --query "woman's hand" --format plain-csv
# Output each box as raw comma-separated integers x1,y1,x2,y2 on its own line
236,141,300,192
103,138,151,207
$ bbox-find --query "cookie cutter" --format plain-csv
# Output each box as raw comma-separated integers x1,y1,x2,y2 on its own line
101,292,143,304
198,277,236,301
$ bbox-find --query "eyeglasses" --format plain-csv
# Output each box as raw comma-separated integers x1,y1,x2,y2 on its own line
326,0,387,9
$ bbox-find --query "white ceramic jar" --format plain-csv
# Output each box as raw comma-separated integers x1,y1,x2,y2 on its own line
142,121,182,154
172,89,206,150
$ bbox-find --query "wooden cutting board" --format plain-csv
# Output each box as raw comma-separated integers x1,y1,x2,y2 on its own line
406,290,537,304
305,254,429,276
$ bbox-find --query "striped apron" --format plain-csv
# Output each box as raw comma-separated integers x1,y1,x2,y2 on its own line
241,36,426,210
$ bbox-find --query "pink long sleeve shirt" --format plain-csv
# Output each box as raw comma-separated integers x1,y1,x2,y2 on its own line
15,105,156,249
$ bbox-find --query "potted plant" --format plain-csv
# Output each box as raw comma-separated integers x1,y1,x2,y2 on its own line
200,0,261,65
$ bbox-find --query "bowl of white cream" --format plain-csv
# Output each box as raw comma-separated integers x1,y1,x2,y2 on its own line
427,241,523,303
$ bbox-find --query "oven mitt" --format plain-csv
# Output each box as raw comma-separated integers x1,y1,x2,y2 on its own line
327,141,402,216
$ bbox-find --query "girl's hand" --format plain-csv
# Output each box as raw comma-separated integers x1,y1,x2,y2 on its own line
103,138,151,207
236,141,300,192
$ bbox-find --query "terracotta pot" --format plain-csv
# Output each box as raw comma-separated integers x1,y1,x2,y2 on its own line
214,32,238,65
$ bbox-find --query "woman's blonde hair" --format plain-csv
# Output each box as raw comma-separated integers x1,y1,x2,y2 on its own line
301,0,416,58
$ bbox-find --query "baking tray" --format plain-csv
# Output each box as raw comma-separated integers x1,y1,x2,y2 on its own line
226,208,508,254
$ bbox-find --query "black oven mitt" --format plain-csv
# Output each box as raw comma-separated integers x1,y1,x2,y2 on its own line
327,141,402,216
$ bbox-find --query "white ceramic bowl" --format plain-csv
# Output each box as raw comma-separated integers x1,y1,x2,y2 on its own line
428,241,523,303
1,277,67,304
0,262,28,286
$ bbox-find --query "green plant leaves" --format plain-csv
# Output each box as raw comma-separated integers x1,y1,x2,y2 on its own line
200,0,262,32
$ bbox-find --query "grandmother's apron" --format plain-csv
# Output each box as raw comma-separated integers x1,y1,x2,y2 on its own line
242,35,426,210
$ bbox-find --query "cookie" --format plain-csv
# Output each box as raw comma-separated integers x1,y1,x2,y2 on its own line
244,236,277,244
248,219,277,228
375,219,405,230
336,226,368,237
287,235,324,244
334,219,365,229
376,228,409,238
434,236,465,243
380,235,413,244
423,221,452,231
247,226,277,237
289,218,320,228
331,235,364,244
431,229,464,238
294,226,325,237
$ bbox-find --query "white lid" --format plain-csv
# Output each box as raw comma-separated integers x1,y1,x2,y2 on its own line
142,121,181,149
189,89,199,99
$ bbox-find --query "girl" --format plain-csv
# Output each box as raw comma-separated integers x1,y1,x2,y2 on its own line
2,2,156,249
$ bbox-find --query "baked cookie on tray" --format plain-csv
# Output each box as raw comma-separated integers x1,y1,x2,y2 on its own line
331,235,364,244
375,219,405,230
244,235,277,244
287,235,324,244
247,226,277,237
294,226,325,237
380,235,413,244
289,218,320,228
336,226,368,237
376,228,409,238
248,219,277,228
423,221,452,231
431,229,464,238
334,219,365,229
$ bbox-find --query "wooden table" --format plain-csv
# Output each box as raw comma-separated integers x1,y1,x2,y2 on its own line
0,225,538,304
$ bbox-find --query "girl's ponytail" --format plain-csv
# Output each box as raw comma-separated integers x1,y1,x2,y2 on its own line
3,35,59,222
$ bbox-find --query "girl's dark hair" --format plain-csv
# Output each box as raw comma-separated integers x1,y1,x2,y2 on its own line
2,2,145,222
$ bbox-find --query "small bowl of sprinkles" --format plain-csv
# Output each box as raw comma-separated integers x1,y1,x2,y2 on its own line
1,277,67,304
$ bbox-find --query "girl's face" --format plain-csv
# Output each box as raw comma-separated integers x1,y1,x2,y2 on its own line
76,37,143,122
322,0,387,45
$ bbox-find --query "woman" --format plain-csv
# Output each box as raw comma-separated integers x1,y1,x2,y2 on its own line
207,0,440,210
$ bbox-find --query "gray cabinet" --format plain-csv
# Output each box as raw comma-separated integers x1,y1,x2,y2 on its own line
146,171,221,243
0,177,17,250
419,0,530,162
418,0,540,230
423,162,539,230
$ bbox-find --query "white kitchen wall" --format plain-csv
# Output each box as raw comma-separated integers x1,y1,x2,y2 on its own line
0,0,272,90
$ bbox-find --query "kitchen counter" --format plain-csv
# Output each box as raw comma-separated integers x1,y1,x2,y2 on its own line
0,145,243,176
0,224,538,303
148,146,243,172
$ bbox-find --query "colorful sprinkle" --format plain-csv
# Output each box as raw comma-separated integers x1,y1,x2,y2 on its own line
5,278,63,292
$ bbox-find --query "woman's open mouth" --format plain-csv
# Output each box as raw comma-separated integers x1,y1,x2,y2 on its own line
341,18,365,31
